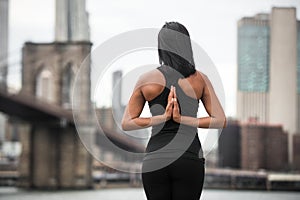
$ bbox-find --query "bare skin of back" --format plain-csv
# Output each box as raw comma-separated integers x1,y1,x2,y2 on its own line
121,68,226,131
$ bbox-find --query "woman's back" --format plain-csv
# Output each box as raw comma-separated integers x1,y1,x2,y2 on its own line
140,65,204,161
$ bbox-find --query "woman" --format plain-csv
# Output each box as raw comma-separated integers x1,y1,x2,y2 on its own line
122,22,226,200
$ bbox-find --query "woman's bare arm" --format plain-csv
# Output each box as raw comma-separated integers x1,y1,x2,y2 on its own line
172,74,226,128
121,78,175,131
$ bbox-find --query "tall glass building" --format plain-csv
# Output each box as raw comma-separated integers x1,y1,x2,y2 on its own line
0,0,8,89
237,14,270,123
55,0,90,42
238,14,270,92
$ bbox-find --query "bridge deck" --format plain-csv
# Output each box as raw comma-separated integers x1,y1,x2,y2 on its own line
0,89,73,123
0,89,145,153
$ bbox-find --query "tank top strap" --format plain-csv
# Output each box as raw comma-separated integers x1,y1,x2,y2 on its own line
157,65,182,87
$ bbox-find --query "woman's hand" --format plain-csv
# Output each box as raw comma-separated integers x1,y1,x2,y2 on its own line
163,86,175,121
172,87,181,123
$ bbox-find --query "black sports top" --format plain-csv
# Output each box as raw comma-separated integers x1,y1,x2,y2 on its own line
144,65,203,161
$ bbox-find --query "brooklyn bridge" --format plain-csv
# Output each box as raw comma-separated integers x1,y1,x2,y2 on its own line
0,41,145,189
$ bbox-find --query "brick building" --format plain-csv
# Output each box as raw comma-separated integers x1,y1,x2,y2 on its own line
219,120,289,171
240,123,288,171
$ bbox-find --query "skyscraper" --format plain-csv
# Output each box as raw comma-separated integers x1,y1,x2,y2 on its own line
55,0,90,42
237,7,299,134
237,7,299,163
237,13,270,123
0,0,9,90
0,0,9,146
269,7,298,138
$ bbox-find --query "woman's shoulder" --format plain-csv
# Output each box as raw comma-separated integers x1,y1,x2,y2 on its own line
189,70,207,84
194,70,214,90
135,68,166,101
137,68,165,85
194,70,207,78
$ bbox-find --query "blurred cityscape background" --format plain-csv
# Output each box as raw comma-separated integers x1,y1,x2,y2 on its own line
0,0,300,199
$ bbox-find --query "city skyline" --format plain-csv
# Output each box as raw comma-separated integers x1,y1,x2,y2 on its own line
5,0,300,117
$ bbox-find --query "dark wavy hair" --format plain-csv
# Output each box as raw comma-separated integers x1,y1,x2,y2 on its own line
158,22,196,77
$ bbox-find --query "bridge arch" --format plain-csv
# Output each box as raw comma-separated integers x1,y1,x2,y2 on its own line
35,64,55,103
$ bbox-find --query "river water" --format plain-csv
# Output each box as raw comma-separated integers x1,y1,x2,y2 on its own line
0,187,299,200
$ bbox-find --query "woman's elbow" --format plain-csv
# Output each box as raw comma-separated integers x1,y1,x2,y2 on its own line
216,115,226,128
121,120,130,131
222,117,227,128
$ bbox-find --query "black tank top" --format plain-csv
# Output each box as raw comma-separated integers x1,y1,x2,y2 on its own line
144,65,203,161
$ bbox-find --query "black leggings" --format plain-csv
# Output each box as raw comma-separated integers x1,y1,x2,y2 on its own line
142,156,205,200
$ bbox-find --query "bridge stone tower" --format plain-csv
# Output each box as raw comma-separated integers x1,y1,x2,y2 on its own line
18,41,93,189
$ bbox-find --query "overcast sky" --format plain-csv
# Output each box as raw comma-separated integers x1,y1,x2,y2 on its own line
7,0,300,117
